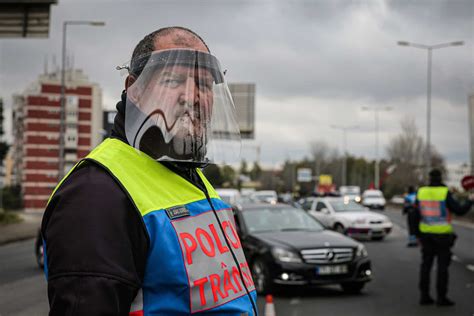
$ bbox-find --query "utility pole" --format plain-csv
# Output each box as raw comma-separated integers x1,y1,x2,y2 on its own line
58,21,105,180
331,125,358,186
361,106,391,189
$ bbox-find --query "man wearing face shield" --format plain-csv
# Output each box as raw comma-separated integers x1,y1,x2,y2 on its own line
41,27,257,315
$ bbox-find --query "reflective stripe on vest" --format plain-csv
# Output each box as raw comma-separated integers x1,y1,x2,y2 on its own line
82,139,256,315
417,186,452,234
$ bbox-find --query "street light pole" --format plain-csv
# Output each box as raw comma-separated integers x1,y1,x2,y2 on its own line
397,40,464,180
361,106,391,190
331,125,358,186
58,21,105,180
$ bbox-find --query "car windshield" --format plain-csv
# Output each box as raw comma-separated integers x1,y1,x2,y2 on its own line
241,207,324,233
328,200,367,212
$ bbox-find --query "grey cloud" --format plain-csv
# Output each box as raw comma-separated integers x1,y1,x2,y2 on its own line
1,0,472,166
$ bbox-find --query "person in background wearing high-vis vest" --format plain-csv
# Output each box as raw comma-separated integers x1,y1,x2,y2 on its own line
416,169,473,307
41,27,258,315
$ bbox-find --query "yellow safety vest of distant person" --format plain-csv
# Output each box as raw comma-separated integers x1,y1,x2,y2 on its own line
417,186,453,234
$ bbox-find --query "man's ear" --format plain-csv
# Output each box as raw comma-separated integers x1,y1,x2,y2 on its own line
125,75,136,90
126,75,142,104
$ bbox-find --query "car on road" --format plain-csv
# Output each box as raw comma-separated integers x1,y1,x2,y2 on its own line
234,203,372,294
298,197,393,240
216,188,242,206
251,190,278,204
361,189,386,210
339,186,361,203
389,195,405,205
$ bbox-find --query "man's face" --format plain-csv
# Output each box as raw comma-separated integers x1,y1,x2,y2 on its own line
124,31,237,161
138,64,214,139
127,59,215,157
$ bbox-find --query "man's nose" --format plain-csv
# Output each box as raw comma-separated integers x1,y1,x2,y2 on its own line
178,76,199,106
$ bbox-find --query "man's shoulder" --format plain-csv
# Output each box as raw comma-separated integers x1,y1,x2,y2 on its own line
62,160,117,190
42,160,134,231
50,160,130,207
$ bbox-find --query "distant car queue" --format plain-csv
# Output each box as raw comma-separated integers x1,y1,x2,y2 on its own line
210,187,394,294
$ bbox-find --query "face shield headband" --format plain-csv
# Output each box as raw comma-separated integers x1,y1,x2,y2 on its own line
124,49,241,165
129,49,224,84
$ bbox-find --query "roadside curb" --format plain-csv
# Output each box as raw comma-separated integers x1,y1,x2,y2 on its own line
0,212,42,246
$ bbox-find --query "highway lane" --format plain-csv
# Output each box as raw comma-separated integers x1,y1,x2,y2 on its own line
255,207,474,315
0,239,48,316
0,208,472,315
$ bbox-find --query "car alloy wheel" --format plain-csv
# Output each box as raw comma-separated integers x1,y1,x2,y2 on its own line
251,259,271,294
35,238,44,269
334,224,345,234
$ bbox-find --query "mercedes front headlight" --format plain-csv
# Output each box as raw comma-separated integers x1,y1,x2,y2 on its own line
271,247,302,263
356,244,368,257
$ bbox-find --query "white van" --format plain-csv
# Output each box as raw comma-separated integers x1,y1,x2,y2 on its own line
362,189,386,210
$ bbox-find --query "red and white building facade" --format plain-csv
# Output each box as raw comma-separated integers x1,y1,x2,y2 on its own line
12,69,102,211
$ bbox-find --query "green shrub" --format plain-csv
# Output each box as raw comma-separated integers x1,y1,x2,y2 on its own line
0,212,22,225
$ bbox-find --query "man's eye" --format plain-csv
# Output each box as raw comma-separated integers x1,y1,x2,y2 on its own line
198,80,213,90
161,78,182,87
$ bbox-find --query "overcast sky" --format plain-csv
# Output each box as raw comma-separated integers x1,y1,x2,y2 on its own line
1,0,473,168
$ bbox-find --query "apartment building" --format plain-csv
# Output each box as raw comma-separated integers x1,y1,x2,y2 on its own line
12,69,102,211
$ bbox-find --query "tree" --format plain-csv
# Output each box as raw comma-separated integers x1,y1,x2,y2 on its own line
386,116,424,166
239,159,249,176
202,164,224,187
309,140,330,176
385,116,446,197
2,185,22,210
0,98,9,211
0,99,8,163
249,162,262,181
221,165,236,186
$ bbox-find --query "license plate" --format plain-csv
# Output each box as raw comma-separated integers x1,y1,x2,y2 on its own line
316,265,348,275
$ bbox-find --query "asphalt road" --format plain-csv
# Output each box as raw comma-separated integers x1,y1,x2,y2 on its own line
0,207,472,315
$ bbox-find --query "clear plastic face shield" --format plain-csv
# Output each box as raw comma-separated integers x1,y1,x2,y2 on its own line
124,49,241,165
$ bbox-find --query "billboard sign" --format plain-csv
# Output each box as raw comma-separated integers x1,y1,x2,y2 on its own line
297,168,313,182
228,83,255,139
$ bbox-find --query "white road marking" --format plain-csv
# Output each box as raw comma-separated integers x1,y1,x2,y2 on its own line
290,298,300,305
452,255,461,263
466,264,474,272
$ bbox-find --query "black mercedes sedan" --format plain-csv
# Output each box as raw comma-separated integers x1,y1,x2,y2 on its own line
233,203,372,294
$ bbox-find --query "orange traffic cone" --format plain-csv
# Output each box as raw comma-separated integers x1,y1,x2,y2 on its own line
264,294,276,316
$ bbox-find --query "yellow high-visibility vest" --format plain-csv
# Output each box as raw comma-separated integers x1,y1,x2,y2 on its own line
417,186,452,234
46,138,257,315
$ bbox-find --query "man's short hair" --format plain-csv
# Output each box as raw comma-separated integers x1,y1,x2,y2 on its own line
429,168,443,185
130,26,209,77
